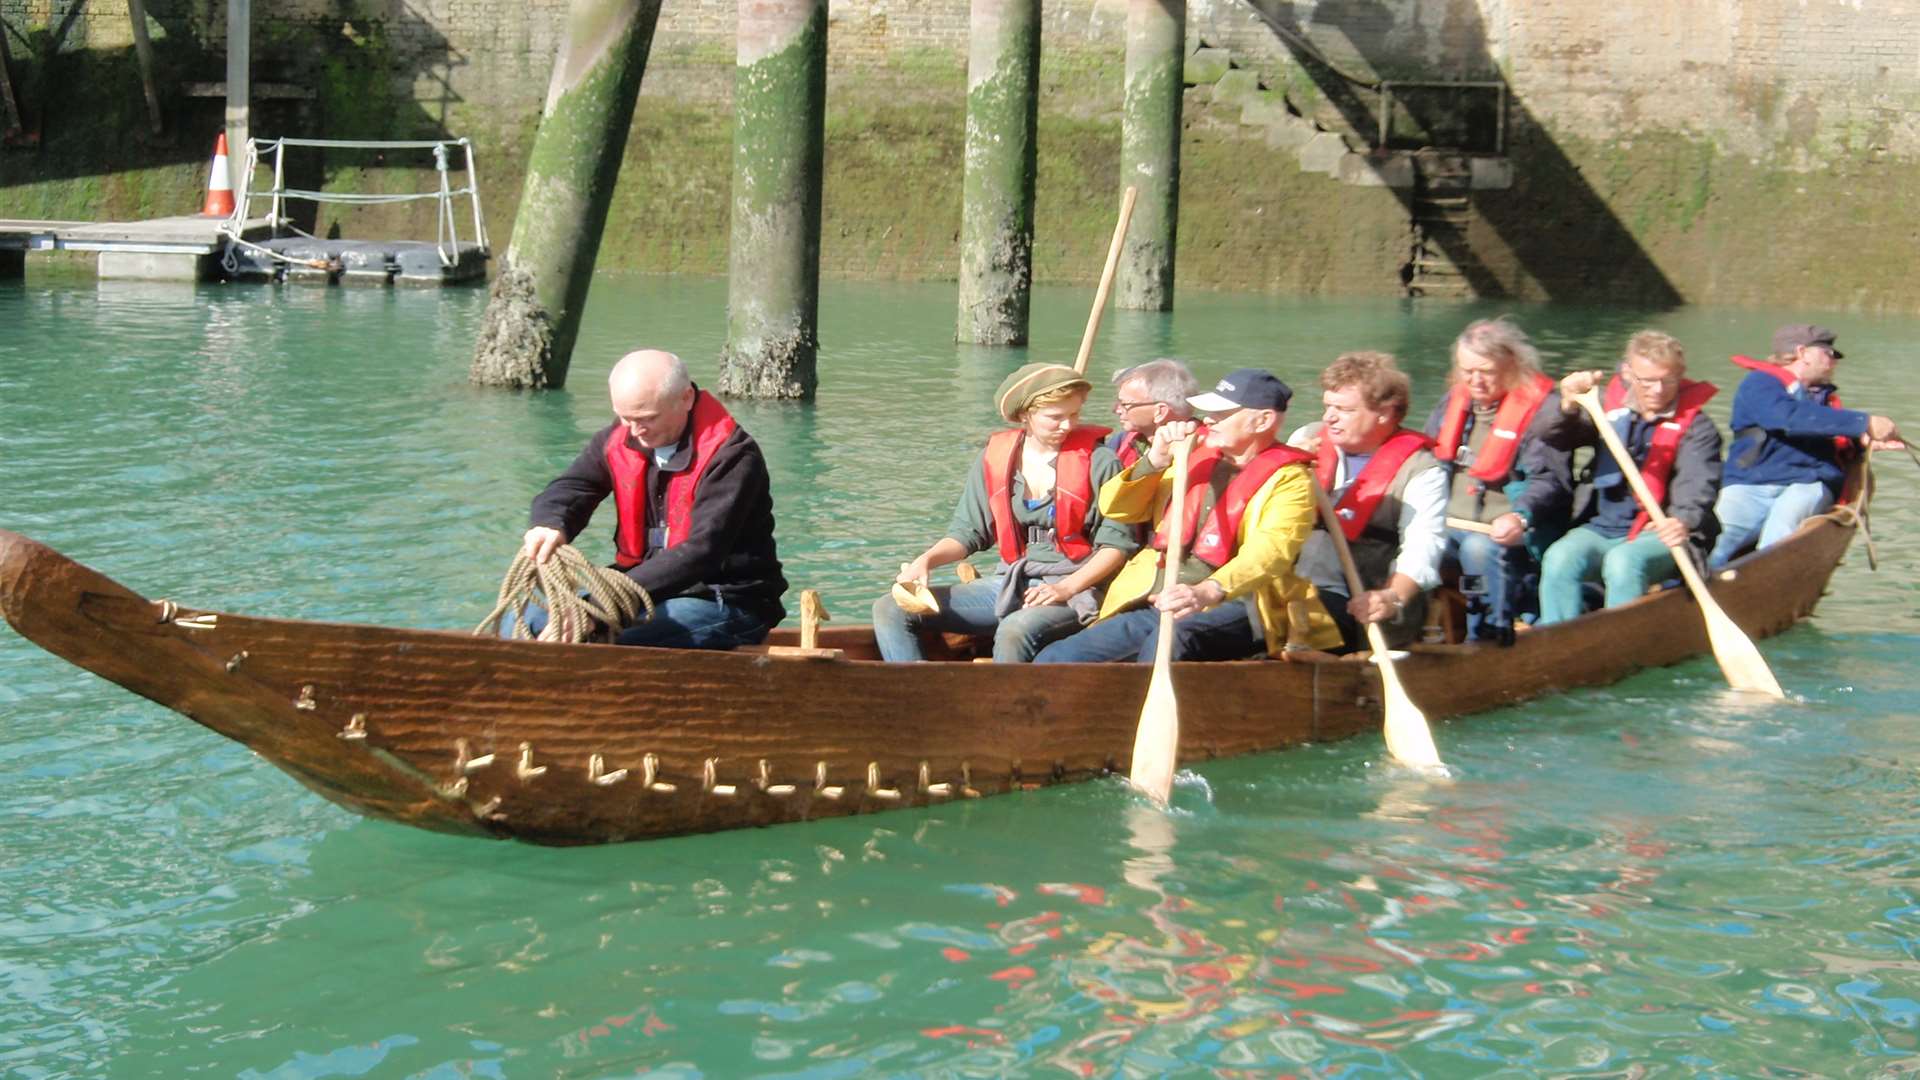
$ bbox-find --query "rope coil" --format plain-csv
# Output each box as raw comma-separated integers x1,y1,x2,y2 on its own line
473,545,654,644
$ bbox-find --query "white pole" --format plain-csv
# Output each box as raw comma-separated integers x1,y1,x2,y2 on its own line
226,0,251,210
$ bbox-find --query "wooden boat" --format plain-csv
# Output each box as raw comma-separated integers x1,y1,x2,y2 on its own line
0,509,1859,846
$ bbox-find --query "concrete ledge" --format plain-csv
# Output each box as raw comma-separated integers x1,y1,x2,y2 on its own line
1184,47,1231,86
1298,131,1352,175
1337,152,1416,188
97,250,215,281
1471,156,1515,190
1213,68,1260,107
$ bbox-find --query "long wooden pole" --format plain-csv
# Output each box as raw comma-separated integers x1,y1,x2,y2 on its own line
1128,435,1191,804
1572,388,1784,698
127,0,163,135
1072,185,1138,375
1311,485,1444,769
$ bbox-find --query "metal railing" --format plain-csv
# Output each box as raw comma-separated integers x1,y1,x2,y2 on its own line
226,136,490,267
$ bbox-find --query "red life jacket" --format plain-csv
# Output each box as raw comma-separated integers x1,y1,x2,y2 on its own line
1432,372,1554,483
1315,428,1436,541
1602,373,1628,411
1105,429,1146,469
1730,354,1854,460
983,425,1112,562
1609,380,1718,539
605,390,738,569
1150,443,1313,568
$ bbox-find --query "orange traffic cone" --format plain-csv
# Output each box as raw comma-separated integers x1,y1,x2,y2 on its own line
200,132,236,217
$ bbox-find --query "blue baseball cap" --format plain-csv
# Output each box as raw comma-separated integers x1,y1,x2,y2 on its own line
1188,368,1292,413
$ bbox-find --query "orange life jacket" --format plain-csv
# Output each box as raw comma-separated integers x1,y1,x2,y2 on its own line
605,390,737,569
1150,443,1313,568
1432,371,1555,483
1315,428,1435,541
983,426,1112,562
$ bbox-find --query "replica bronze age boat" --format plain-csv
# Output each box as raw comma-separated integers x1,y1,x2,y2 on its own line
0,510,1859,846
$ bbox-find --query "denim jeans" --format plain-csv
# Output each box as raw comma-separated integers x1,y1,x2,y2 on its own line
1537,525,1676,624
1032,601,1264,664
508,592,774,650
1707,481,1833,568
870,577,1084,663
1444,527,1535,642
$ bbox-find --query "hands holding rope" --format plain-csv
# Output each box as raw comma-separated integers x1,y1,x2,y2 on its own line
474,529,654,644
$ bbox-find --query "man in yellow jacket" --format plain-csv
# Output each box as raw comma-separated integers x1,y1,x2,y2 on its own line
1034,368,1342,663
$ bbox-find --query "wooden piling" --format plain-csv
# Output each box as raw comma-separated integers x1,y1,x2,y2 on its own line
1116,0,1185,312
469,0,663,389
717,0,828,401
956,0,1041,346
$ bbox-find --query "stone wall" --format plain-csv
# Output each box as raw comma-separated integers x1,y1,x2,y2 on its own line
2,0,1918,307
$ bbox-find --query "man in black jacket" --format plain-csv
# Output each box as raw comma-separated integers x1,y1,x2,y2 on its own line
519,349,787,648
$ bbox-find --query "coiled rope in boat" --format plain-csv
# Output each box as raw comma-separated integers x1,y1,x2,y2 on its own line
473,545,653,643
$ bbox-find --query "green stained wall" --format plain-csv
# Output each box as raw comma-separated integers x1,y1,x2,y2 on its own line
716,0,827,401
1115,0,1184,312
17,6,1920,314
955,0,1040,346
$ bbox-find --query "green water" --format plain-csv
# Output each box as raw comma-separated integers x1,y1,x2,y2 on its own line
4,275,1920,1077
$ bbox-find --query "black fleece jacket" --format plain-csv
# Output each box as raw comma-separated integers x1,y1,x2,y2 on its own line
529,421,788,624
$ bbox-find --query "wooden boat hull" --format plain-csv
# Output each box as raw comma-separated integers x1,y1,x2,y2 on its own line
0,514,1855,845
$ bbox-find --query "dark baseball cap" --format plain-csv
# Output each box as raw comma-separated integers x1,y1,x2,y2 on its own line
1772,323,1843,359
1188,368,1292,413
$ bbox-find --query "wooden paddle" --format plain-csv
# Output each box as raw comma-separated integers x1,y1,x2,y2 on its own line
1445,516,1496,535
1072,185,1139,376
1128,434,1192,805
1310,485,1444,769
1571,387,1785,698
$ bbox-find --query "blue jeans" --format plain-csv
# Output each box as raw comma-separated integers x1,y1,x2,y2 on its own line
1707,481,1833,568
1537,525,1677,624
508,593,774,650
1033,601,1264,663
870,577,1084,663
1444,527,1535,641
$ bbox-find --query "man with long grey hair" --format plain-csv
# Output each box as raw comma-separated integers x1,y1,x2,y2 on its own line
1106,358,1199,468
1421,317,1570,642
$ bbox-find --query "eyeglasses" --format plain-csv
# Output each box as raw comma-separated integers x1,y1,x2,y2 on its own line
1113,399,1158,413
1625,372,1682,389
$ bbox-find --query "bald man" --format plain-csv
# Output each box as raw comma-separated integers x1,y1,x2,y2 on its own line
519,349,787,648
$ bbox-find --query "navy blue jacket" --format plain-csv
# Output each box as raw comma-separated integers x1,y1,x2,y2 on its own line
1722,370,1867,494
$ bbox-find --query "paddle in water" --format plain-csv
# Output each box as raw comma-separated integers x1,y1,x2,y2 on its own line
1310,486,1444,770
1572,387,1785,698
1129,434,1192,805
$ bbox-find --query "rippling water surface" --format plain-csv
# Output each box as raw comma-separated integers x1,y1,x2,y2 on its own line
4,275,1920,1077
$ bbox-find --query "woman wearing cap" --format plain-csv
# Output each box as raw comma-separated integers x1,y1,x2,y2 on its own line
871,363,1138,663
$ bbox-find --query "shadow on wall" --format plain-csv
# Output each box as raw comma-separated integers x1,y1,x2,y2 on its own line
0,1,465,225
1244,0,1683,308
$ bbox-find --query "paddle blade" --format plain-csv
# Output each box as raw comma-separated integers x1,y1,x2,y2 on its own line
1365,624,1443,769
1377,656,1443,768
1129,663,1179,805
1701,603,1786,698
